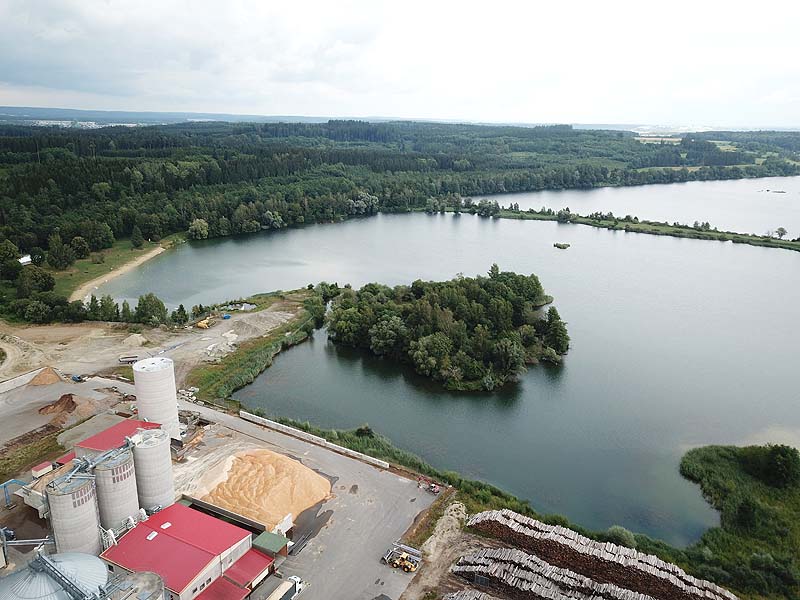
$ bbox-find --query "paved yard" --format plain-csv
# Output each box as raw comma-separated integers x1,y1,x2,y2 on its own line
179,401,435,600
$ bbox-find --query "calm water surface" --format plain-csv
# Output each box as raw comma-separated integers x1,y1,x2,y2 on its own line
98,179,800,546
489,176,800,236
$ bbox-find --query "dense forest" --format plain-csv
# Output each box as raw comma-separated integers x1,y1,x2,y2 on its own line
1,121,798,254
0,121,798,323
326,267,568,391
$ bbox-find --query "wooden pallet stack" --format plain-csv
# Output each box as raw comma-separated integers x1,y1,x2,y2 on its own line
444,590,503,600
466,510,737,600
452,547,657,600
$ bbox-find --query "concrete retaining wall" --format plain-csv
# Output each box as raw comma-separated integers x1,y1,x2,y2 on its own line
239,410,390,469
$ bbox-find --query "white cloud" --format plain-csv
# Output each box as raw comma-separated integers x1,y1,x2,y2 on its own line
0,0,798,126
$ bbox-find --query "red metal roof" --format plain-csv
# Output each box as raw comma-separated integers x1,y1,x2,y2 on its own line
76,419,161,451
224,549,274,588
32,461,52,471
195,578,248,600
101,506,251,593
54,451,76,465
101,522,215,592
146,504,250,555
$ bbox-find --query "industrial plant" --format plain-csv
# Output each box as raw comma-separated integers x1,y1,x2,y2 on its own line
0,357,301,600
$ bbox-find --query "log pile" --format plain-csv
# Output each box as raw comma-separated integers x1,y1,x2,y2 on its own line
444,590,502,600
452,547,656,600
467,510,737,600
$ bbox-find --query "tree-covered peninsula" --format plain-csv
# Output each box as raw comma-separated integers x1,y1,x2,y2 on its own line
327,266,569,391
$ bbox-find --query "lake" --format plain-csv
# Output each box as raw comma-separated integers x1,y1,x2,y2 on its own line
98,178,800,546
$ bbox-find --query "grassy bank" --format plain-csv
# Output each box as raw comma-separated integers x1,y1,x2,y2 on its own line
51,234,182,299
496,209,800,253
680,446,800,599
186,289,319,404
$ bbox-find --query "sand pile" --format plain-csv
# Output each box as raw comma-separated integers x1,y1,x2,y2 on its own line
202,449,330,528
29,367,61,385
38,393,77,415
122,333,146,347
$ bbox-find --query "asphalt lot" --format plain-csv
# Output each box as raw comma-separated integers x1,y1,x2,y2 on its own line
178,400,435,600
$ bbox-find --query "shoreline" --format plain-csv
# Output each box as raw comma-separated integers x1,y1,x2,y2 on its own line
68,245,166,302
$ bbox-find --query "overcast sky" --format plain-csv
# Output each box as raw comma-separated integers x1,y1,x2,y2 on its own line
1,0,798,127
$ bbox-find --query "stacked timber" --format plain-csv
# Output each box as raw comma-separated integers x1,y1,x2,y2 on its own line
452,547,656,600
444,591,502,600
467,510,737,600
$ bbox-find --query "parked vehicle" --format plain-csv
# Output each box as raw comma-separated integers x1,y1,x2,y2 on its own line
118,354,139,364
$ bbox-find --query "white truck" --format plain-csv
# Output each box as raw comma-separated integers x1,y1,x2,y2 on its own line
265,576,305,600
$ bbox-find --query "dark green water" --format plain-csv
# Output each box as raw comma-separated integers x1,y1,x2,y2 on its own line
98,182,800,546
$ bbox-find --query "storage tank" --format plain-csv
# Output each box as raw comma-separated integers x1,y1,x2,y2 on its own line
133,429,175,512
46,478,102,555
0,552,108,600
133,357,180,439
94,449,140,530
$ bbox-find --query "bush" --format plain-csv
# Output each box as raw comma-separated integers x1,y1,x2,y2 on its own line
604,525,636,548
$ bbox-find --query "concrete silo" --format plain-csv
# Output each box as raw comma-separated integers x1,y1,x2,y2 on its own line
94,449,140,530
133,357,180,439
132,429,175,512
46,478,102,555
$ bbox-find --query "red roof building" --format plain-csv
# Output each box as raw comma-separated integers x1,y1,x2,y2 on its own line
53,451,76,465
224,549,274,589
101,504,254,600
75,419,161,457
195,578,249,600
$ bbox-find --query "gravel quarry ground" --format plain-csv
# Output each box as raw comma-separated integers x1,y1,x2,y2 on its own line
0,302,298,437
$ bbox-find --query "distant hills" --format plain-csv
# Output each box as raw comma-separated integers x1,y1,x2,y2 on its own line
0,106,796,133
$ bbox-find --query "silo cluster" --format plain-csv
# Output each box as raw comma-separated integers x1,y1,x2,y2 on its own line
133,357,181,439
46,423,176,555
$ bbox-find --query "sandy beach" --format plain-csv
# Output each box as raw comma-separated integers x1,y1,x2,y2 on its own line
68,245,165,302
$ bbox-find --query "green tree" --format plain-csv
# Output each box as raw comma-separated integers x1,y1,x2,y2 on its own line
1,259,22,282
134,293,168,324
47,234,76,270
328,306,365,346
24,300,51,323
0,240,19,262
131,225,144,249
170,304,189,325
16,266,55,297
766,444,800,488
492,337,526,379
775,227,788,240
409,332,452,377
86,295,101,320
99,295,118,321
188,218,210,240
369,314,408,358
121,300,133,323
545,306,570,354
70,236,91,259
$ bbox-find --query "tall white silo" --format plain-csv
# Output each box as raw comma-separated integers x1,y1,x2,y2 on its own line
133,357,180,439
46,478,102,555
95,449,140,530
133,429,175,512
